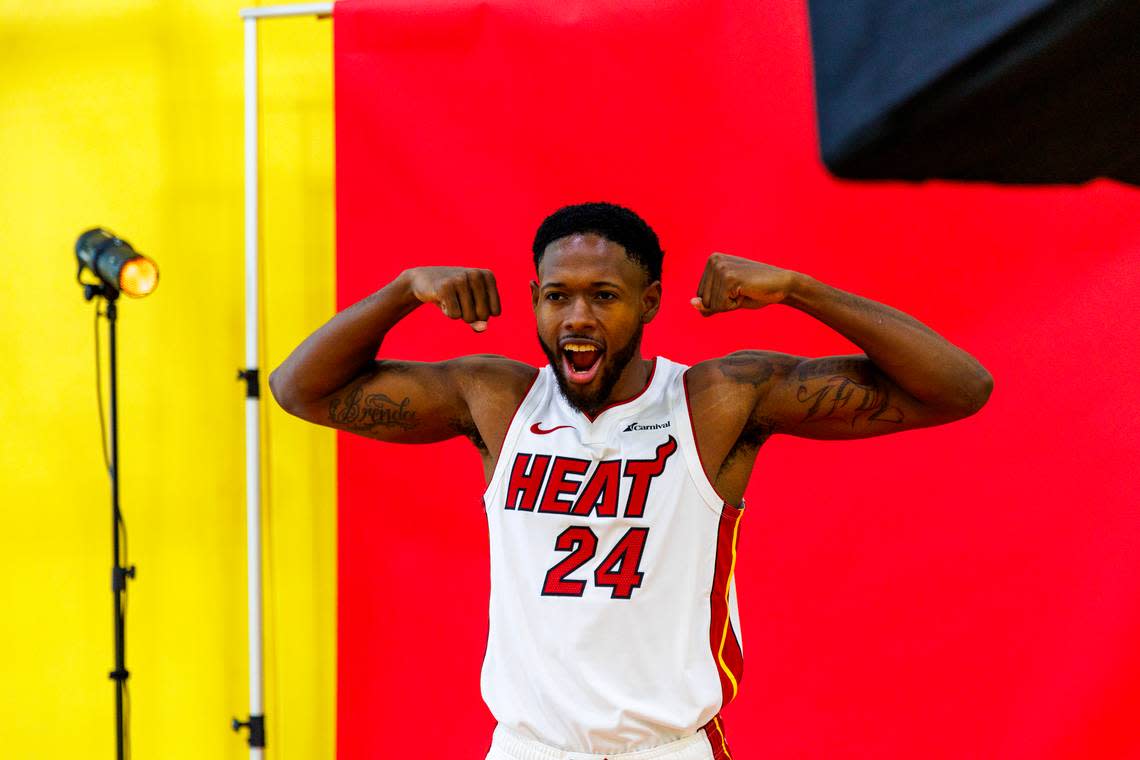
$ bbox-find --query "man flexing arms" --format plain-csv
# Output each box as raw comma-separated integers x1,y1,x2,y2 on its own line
269,202,992,759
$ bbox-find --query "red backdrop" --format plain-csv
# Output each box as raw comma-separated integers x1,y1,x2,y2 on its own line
334,2,1140,757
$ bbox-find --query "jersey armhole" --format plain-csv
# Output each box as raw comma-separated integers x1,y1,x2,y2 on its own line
481,368,543,511
671,367,745,516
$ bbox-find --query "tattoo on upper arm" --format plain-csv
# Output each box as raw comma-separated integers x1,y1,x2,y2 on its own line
328,384,419,432
719,352,799,388
798,366,902,430
795,357,864,380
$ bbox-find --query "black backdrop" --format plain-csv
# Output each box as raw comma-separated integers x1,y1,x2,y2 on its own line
806,0,1140,184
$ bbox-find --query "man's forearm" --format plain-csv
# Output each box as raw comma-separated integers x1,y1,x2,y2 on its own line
269,271,420,410
784,274,993,413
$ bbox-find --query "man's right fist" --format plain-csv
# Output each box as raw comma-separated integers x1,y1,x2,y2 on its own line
403,266,502,332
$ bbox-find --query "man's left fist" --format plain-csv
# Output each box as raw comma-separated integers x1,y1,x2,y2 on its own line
691,253,799,316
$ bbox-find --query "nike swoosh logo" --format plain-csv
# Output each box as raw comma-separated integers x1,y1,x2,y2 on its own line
530,422,573,435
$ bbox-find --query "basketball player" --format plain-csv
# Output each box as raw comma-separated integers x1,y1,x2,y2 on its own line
269,202,992,760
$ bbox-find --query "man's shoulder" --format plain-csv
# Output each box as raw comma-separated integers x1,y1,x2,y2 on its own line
680,352,802,468
446,354,540,400
448,353,538,377
684,350,801,396
681,351,804,432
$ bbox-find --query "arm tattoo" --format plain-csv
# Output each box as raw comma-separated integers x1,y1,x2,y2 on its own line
796,357,864,380
719,351,799,388
797,375,903,426
328,385,418,431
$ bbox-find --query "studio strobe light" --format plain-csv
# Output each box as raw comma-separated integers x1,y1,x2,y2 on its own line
76,228,159,298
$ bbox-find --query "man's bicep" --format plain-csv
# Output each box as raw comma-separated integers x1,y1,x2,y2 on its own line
763,355,945,440
285,359,470,443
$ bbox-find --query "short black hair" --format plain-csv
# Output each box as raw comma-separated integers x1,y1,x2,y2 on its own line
532,202,664,283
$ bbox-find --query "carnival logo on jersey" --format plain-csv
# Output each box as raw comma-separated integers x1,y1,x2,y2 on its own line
622,420,671,432
504,436,678,518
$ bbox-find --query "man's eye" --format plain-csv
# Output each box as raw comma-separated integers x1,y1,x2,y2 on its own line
595,292,617,301
545,292,565,301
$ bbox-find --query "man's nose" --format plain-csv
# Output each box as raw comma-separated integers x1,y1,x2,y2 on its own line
563,296,597,331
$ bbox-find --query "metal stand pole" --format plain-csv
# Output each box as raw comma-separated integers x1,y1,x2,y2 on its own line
86,285,137,760
233,14,267,759
234,5,332,756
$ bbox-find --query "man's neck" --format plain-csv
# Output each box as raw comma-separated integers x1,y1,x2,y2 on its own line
605,355,654,405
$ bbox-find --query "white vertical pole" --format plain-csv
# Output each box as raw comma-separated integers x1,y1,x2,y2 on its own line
238,5,333,755
242,14,266,760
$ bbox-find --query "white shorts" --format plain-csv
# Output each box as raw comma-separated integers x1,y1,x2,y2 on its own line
485,722,732,760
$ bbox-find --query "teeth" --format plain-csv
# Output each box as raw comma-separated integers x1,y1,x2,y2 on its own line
564,343,598,352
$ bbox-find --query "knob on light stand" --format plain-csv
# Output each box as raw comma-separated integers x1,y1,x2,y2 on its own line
76,228,157,760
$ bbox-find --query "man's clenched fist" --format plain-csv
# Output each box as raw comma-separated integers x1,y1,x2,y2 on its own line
691,253,800,316
404,266,501,331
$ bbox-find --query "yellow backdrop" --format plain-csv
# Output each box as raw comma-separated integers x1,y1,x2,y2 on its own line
0,2,336,758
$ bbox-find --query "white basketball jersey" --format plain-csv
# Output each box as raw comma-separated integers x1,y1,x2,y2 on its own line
480,357,745,755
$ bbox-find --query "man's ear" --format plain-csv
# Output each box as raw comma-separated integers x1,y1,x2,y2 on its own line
530,280,540,310
641,280,662,323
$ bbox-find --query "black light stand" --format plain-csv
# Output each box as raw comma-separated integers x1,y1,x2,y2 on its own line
84,280,136,760
76,227,157,760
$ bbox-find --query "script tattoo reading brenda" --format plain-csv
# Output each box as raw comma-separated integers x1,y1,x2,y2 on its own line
328,383,418,432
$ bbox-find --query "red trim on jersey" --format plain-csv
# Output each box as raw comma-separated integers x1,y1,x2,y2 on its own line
701,714,734,760
708,502,745,709
503,368,540,434
487,368,541,492
580,357,658,422
681,368,742,508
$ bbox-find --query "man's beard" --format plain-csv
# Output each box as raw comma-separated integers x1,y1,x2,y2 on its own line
538,322,643,417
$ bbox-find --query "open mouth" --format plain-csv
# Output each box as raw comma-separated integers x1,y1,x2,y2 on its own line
561,340,604,384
